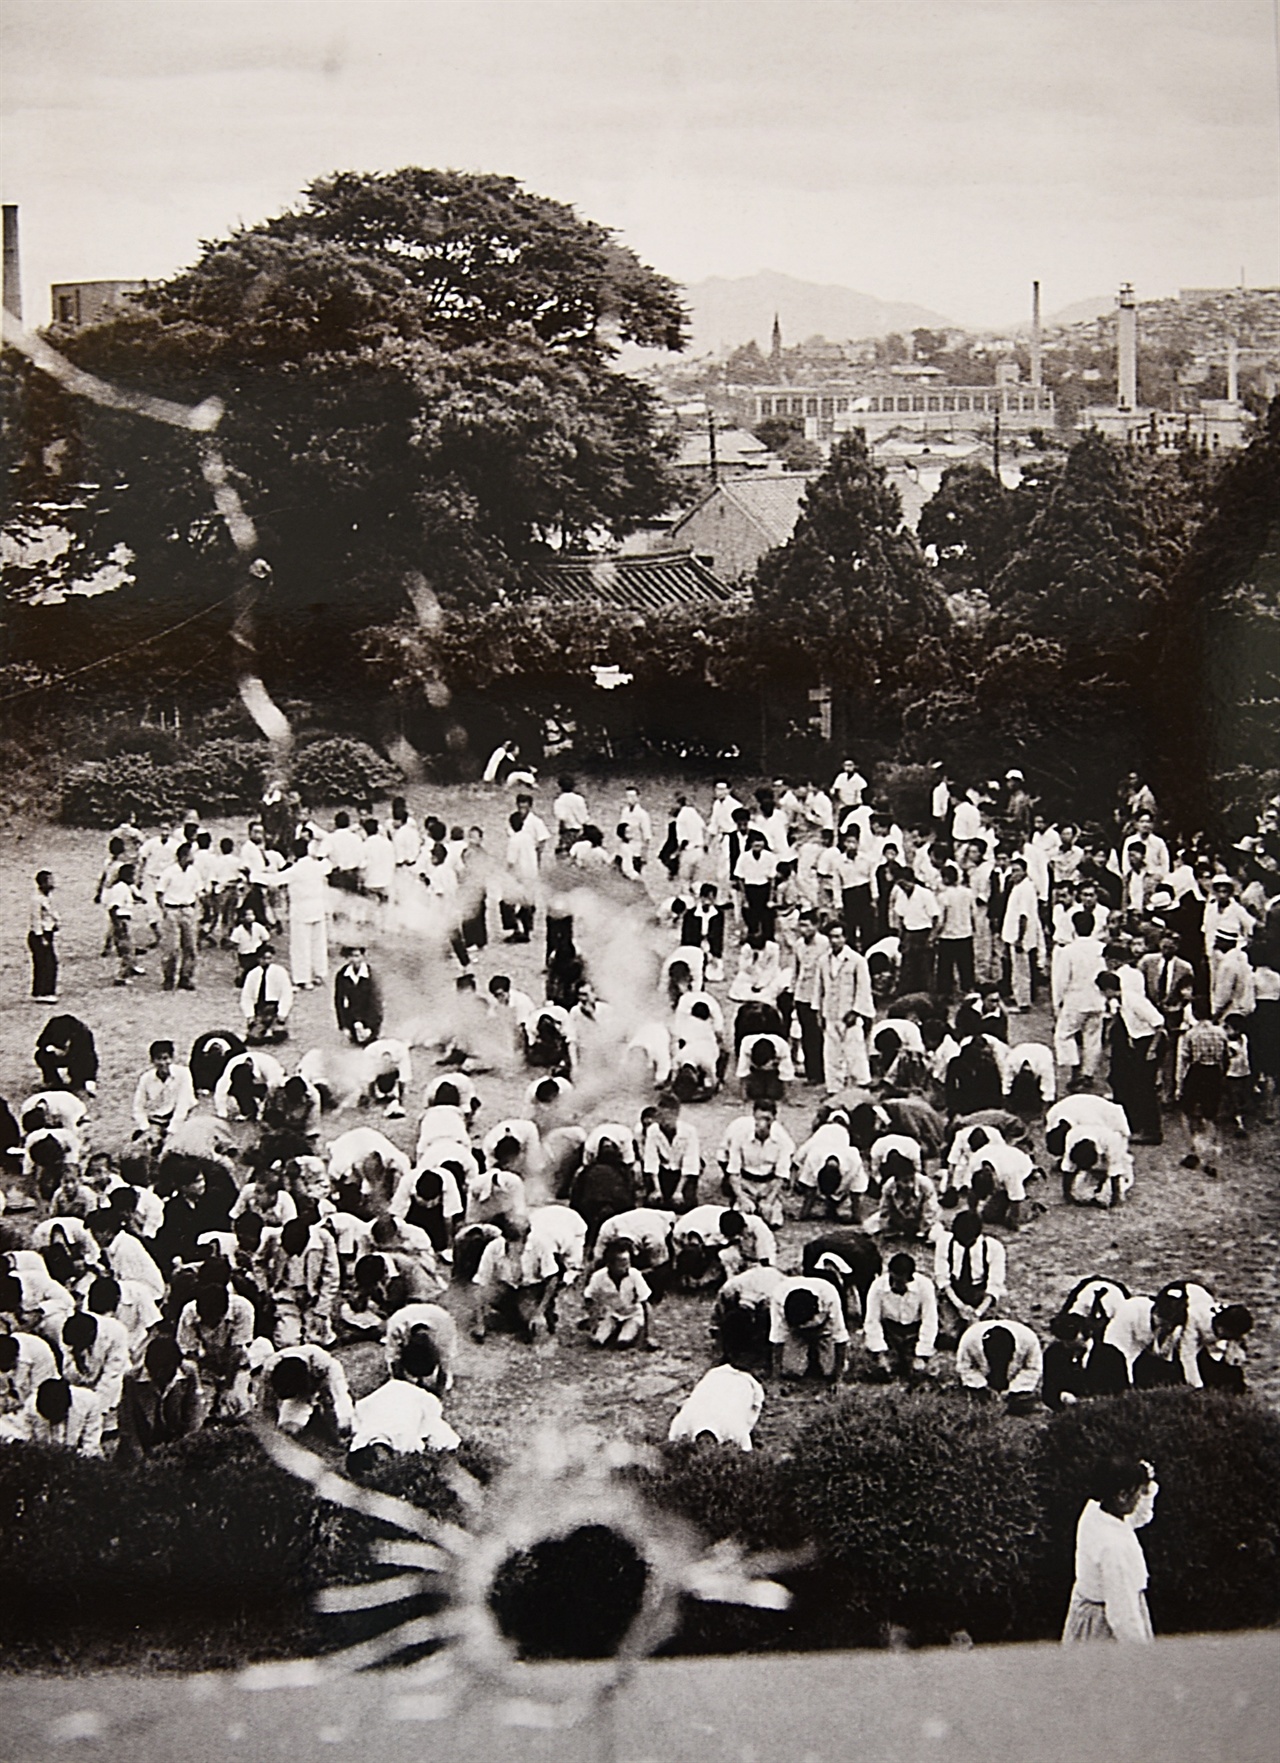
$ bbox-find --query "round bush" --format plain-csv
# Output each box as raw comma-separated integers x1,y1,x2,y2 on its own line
290,737,401,807
780,1388,1047,1646
60,753,186,826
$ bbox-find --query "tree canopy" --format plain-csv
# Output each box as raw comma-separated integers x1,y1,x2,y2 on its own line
2,168,689,650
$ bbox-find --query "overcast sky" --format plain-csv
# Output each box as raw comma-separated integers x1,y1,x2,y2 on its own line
3,0,1278,332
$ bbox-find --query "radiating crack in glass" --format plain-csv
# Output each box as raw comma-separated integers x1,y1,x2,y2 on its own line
244,1422,792,1743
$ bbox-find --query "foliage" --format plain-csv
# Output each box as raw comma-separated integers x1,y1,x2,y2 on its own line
289,736,402,808
2,167,688,704
1147,399,1280,830
988,432,1215,668
917,462,1015,594
1,1390,1277,1669
752,432,950,722
60,738,270,825
780,1389,1046,1645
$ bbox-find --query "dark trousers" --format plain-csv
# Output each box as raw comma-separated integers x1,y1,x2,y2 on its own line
842,885,876,951
742,884,774,941
899,929,933,995
794,1000,825,1084
935,937,974,997
28,931,57,999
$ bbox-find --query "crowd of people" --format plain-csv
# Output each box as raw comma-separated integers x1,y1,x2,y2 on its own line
4,758,1275,1636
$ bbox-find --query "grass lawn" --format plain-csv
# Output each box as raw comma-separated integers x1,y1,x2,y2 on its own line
2,770,1278,1468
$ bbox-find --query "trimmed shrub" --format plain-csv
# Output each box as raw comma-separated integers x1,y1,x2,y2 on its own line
172,739,268,813
1033,1390,1280,1639
60,752,186,825
778,1388,1047,1647
290,736,401,807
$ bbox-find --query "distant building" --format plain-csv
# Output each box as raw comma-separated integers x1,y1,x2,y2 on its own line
50,280,144,328
748,378,1054,441
523,551,736,613
674,427,779,479
1080,284,1250,450
670,474,814,581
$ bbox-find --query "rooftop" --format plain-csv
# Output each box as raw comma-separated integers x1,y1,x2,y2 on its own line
524,551,737,613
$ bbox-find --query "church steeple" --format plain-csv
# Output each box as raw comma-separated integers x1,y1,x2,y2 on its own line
770,311,782,374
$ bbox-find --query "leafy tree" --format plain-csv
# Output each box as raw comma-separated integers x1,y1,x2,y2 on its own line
2,168,689,688
917,462,1014,594
753,431,949,736
987,432,1214,669
1148,397,1280,827
752,415,803,454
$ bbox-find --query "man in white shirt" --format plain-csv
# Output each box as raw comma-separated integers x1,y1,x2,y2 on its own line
359,818,397,903
814,922,873,1092
276,840,331,988
1120,813,1171,880
348,1376,460,1464
618,787,653,863
471,1215,562,1344
318,812,364,891
1052,911,1106,1087
132,1040,196,1144
157,843,203,991
672,794,707,884
668,1363,765,1451
641,1097,702,1210
1202,876,1256,1021
240,945,295,1044
1001,855,1044,1012
831,759,867,812
0,1377,104,1457
707,780,744,882
768,1275,849,1383
863,1251,938,1379
888,870,939,994
718,1101,795,1226
955,1319,1042,1412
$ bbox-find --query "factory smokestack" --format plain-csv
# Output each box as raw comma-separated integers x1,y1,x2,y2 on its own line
2,205,21,324
1116,283,1137,411
1030,280,1042,389
1227,336,1239,404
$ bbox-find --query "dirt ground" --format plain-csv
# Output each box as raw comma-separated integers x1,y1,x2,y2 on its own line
3,774,1278,1461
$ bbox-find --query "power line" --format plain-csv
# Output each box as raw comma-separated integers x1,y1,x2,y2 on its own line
0,587,239,709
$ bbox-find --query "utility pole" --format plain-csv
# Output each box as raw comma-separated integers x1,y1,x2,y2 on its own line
992,408,1001,483
708,408,719,486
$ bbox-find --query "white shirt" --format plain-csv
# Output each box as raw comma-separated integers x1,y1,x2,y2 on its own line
955,1319,1042,1393
863,1272,938,1357
349,1379,460,1454
668,1364,764,1452
360,834,397,893
240,963,294,1022
277,854,330,920
719,1117,795,1183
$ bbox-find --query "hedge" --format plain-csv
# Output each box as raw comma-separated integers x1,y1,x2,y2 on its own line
59,735,401,826
1,1390,1277,1669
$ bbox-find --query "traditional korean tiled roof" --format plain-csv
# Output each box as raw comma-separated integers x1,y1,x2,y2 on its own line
524,551,737,612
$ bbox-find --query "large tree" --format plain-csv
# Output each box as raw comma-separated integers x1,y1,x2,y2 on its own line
2,169,688,687
986,432,1215,670
752,431,949,736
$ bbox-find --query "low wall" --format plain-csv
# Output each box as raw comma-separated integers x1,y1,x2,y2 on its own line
4,1631,1277,1763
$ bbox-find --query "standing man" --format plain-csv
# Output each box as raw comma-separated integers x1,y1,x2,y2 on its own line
28,870,59,1003
707,780,744,884
618,786,653,867
1001,854,1044,1014
814,921,874,1094
277,838,331,990
790,912,830,1086
156,843,203,992
672,794,708,886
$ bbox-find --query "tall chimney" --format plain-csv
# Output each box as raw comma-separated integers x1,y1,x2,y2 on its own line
2,205,21,325
1030,280,1043,389
1227,336,1239,404
1116,282,1137,411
